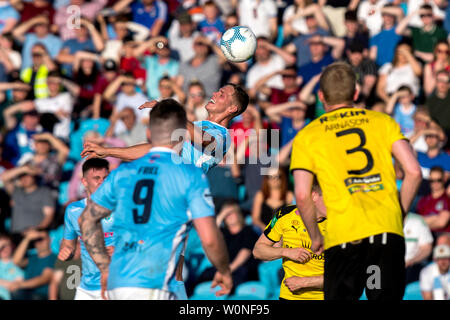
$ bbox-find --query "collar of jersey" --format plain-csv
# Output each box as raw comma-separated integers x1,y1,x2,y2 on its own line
148,147,177,155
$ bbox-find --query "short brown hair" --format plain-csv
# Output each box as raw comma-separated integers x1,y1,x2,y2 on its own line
319,62,356,106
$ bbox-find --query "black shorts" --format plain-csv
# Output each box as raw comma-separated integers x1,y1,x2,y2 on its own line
324,232,405,300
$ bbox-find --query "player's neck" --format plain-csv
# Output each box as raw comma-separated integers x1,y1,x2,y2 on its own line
326,103,354,112
206,113,229,128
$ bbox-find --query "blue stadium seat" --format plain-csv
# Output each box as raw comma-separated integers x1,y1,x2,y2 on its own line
235,281,268,300
404,281,422,300
49,225,64,255
191,281,227,300
58,181,69,206
258,260,283,299
227,294,265,300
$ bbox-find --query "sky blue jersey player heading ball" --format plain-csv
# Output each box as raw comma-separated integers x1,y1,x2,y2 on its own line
91,147,215,293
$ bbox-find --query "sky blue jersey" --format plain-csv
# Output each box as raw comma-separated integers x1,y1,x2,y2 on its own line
90,147,215,292
181,120,231,173
63,199,115,291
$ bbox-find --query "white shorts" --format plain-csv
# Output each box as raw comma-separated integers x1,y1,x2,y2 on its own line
74,287,103,300
107,287,177,300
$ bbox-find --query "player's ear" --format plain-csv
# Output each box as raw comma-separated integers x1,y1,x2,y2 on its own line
318,90,325,105
228,103,238,116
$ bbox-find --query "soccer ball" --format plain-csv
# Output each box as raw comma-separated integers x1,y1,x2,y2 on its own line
220,26,257,63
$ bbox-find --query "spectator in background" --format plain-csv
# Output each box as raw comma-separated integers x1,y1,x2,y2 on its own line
184,80,209,122
0,234,24,300
396,4,447,63
252,167,294,232
282,0,329,39
0,166,55,237
0,80,31,129
265,100,310,148
20,132,69,192
248,66,302,110
376,42,422,103
416,127,450,181
319,0,358,38
423,41,450,97
10,229,56,300
297,34,345,95
119,38,147,84
238,0,278,42
284,12,330,69
385,86,417,138
168,11,201,63
176,35,224,98
17,0,55,27
403,212,433,284
54,0,108,41
105,107,147,147
49,241,81,300
409,107,433,154
0,33,22,80
247,37,296,95
2,110,43,166
357,0,388,37
0,0,20,35
113,0,167,37
12,15,62,72
420,240,450,300
198,1,224,45
342,10,369,55
92,59,119,119
197,201,259,290
425,70,450,145
369,4,403,68
20,43,58,100
103,73,148,135
416,166,450,235
155,76,185,102
134,36,179,100
56,17,105,78
3,71,79,141
345,41,377,103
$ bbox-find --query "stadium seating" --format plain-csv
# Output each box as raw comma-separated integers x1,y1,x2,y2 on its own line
403,281,423,300
234,281,268,300
189,281,227,300
257,260,283,299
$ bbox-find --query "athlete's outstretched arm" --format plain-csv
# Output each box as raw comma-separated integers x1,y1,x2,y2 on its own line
81,141,151,161
193,216,233,296
293,170,324,255
79,200,112,300
391,139,422,217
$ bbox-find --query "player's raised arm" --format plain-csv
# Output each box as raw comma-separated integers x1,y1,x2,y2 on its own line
78,200,112,300
81,141,151,162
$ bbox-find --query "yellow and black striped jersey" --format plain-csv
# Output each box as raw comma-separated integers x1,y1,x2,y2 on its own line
290,108,405,249
264,205,326,300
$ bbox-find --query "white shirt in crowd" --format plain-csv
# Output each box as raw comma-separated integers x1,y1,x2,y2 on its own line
404,213,434,263
357,0,388,37
114,91,148,135
34,92,73,139
420,262,450,300
238,0,278,39
282,5,309,35
378,63,420,96
246,53,286,91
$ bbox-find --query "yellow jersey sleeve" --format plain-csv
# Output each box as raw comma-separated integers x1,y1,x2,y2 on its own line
263,208,284,243
290,130,315,174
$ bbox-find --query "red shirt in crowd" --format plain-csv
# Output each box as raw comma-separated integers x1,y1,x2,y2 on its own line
416,193,450,233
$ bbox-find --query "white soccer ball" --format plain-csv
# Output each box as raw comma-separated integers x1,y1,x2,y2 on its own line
220,26,257,63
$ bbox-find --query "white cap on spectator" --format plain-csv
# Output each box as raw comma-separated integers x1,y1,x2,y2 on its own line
433,244,450,259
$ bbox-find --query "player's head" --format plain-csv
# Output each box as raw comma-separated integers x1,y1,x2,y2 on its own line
318,62,358,110
82,158,110,196
205,83,249,121
311,176,326,218
148,98,187,148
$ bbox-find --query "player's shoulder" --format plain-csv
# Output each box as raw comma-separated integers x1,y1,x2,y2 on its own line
274,204,298,220
65,199,86,217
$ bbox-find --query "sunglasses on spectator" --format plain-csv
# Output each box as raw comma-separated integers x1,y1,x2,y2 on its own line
429,178,444,183
282,74,297,78
194,42,207,46
268,174,281,179
32,53,43,57
420,13,433,18
425,134,439,139
189,92,204,97
309,41,323,46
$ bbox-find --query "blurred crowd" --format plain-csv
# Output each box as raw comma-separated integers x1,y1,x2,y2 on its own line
0,0,449,300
